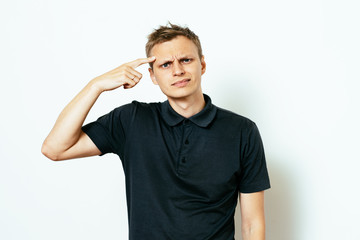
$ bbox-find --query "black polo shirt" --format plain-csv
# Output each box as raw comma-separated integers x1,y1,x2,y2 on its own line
82,94,270,240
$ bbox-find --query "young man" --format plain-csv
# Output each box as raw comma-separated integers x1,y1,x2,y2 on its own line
42,23,270,240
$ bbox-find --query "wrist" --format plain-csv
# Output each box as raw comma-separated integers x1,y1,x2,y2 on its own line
88,77,105,95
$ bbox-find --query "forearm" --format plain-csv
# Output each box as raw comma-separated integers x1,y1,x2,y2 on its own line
241,221,265,240
42,79,102,157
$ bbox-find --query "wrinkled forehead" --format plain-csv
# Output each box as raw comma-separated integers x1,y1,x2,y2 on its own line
150,36,199,59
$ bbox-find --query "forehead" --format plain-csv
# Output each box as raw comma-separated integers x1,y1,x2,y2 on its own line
151,36,198,58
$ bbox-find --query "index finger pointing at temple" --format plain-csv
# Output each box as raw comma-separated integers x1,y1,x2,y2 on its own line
129,56,156,68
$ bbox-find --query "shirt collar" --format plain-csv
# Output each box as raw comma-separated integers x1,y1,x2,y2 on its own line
160,94,217,127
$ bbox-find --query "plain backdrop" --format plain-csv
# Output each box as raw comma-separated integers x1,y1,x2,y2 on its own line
1,0,359,239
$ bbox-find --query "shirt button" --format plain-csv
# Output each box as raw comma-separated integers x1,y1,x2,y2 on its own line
185,139,189,145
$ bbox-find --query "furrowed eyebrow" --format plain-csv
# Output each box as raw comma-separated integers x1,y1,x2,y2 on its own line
180,57,192,61
157,58,174,64
156,55,194,66
179,55,193,59
158,59,174,66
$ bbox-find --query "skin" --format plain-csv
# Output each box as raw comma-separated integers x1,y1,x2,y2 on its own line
149,36,206,118
41,36,266,240
41,57,156,160
240,191,266,240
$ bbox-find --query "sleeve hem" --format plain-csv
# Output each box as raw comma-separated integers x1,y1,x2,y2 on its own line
82,122,114,155
239,182,271,194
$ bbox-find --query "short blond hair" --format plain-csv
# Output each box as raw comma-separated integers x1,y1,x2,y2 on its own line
146,23,203,68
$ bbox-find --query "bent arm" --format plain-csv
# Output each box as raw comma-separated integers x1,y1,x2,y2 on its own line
41,80,103,160
41,57,156,161
239,191,266,240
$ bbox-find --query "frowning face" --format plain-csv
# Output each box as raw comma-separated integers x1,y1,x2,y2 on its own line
149,36,206,101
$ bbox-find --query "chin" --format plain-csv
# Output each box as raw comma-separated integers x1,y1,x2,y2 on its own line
163,88,201,100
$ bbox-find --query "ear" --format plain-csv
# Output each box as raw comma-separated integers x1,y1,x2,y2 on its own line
201,55,206,75
148,68,158,85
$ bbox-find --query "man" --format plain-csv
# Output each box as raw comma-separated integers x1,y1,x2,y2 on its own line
42,23,270,240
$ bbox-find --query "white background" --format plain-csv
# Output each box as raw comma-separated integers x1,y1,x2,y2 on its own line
1,0,359,239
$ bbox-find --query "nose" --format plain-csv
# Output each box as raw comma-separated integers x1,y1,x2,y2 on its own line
172,60,185,76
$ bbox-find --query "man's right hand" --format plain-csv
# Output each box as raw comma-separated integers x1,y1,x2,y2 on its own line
91,56,156,92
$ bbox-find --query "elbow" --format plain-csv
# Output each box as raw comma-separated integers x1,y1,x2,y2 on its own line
241,220,265,240
41,141,61,161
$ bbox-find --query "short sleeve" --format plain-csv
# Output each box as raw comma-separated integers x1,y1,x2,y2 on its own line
82,103,133,158
239,122,270,193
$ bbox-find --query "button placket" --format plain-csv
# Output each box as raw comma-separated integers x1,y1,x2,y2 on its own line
177,120,192,175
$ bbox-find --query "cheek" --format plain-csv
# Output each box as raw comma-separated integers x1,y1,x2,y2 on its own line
154,71,171,82
187,64,202,74
152,74,167,88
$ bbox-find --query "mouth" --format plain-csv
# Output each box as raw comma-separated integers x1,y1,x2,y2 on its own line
172,78,190,87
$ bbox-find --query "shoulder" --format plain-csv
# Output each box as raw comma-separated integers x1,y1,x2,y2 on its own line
214,105,256,129
111,100,163,123
111,100,162,114
130,100,162,108
128,100,162,114
97,101,162,125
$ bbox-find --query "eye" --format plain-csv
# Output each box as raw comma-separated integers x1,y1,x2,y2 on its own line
182,58,192,63
161,62,171,68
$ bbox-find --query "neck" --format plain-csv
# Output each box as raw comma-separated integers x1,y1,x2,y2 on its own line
168,93,205,118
